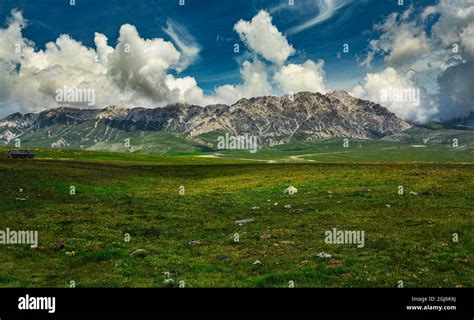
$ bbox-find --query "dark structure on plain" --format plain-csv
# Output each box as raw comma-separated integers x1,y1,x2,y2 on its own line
8,150,35,159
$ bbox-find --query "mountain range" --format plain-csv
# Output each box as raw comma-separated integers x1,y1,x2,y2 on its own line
1,90,469,153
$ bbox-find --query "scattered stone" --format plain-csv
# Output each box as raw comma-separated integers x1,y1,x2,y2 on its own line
267,199,271,202
315,252,332,259
253,260,262,265
284,186,298,195
328,191,333,194
409,191,418,196
279,240,294,245
274,203,278,206
188,240,209,246
284,204,291,209
386,204,391,208
217,254,230,261
291,209,303,213
260,234,271,240
235,219,255,226
337,200,342,204
251,206,260,210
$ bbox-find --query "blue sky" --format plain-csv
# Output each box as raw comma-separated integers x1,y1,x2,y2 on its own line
1,0,472,123
0,0,433,92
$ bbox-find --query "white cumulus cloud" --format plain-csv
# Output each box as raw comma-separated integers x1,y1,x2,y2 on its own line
351,67,438,124
0,9,329,117
274,59,326,94
361,10,431,68
214,59,273,104
359,0,474,123
0,10,209,116
234,10,295,64
428,0,474,49
229,11,327,99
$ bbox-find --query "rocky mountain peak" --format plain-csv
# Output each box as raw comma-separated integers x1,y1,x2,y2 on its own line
0,91,413,147
97,105,130,120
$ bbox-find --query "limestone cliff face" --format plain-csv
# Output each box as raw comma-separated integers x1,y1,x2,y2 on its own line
184,91,412,145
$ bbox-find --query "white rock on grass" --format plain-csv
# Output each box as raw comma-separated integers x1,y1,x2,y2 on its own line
316,252,332,259
188,239,209,246
284,186,298,195
284,204,291,209
235,219,255,226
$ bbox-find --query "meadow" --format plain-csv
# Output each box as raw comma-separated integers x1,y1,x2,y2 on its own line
0,141,472,288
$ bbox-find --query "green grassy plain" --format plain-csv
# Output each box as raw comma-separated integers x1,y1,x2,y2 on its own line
0,141,472,288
